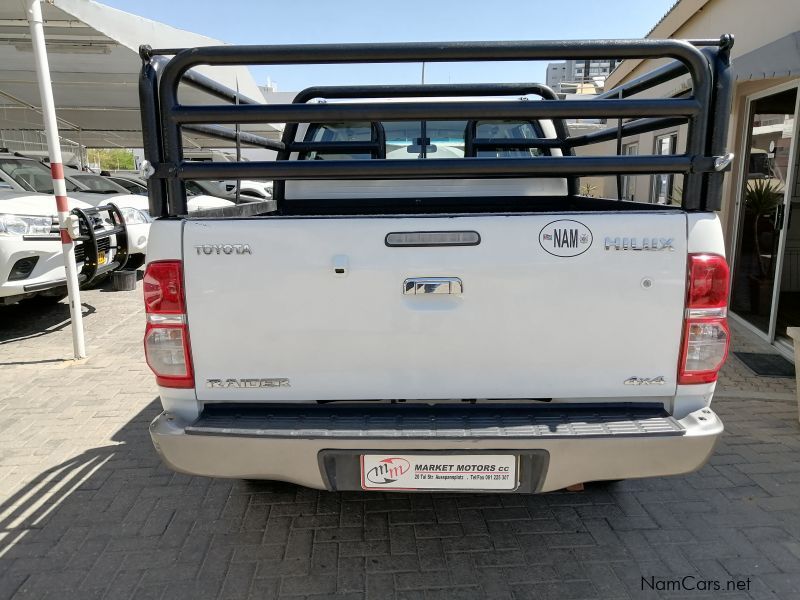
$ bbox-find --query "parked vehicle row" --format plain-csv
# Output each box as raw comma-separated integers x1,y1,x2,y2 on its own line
0,191,127,304
0,150,239,304
183,150,273,200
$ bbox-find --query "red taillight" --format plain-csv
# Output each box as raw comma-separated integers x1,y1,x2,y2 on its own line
687,254,729,309
678,254,730,385
678,318,730,384
143,260,193,388
143,261,184,314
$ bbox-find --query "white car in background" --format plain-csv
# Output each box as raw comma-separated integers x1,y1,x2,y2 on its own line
63,170,153,268
183,149,273,199
0,153,234,270
65,171,236,268
0,191,95,305
108,172,248,205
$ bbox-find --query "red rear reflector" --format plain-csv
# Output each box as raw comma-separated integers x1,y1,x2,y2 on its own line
144,260,185,314
679,253,730,384
143,260,193,388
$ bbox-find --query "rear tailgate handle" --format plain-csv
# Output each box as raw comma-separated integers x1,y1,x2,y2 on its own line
403,277,462,295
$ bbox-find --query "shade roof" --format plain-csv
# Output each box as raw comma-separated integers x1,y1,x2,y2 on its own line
732,32,800,81
0,0,281,149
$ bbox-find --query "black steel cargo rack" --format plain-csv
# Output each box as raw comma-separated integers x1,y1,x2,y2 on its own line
138,36,734,217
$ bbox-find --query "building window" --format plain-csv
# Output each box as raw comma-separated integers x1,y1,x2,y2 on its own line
621,143,638,200
651,133,678,204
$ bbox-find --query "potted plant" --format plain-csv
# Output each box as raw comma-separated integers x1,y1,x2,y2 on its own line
745,179,782,314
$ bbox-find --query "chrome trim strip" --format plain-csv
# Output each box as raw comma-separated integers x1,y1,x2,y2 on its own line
685,307,727,319
147,313,186,325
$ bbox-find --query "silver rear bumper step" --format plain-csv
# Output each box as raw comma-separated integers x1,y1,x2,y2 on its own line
152,406,722,491
185,404,685,440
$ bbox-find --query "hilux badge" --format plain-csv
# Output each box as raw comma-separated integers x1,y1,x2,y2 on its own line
604,237,674,251
539,220,593,257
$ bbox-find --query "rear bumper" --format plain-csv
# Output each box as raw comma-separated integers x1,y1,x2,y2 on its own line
149,404,723,492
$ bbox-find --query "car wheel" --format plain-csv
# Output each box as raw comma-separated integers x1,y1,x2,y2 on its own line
124,254,146,270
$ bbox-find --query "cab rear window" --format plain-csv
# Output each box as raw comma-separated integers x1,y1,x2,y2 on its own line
300,120,547,160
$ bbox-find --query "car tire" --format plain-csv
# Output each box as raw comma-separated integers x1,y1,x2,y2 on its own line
124,254,146,271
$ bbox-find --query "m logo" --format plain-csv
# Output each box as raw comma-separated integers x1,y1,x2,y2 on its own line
365,458,411,485
539,220,593,257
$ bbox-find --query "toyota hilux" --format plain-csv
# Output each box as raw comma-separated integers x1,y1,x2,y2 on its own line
139,37,735,493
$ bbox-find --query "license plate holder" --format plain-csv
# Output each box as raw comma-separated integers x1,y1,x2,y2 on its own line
360,454,518,491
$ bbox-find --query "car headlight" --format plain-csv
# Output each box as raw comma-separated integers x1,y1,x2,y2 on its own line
121,207,153,225
0,213,53,236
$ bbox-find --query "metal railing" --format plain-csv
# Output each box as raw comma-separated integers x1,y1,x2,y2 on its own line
139,36,734,217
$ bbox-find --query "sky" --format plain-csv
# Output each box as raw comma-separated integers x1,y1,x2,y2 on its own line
101,0,677,91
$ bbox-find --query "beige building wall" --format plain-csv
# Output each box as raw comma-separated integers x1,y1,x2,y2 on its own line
609,0,800,85
588,0,800,256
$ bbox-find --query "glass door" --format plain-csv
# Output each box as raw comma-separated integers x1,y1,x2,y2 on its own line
621,143,638,201
652,133,678,205
730,86,799,339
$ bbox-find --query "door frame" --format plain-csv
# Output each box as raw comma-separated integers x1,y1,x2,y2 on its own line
650,131,679,204
728,79,800,356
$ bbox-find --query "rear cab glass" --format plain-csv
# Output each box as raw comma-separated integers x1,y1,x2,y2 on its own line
300,120,548,161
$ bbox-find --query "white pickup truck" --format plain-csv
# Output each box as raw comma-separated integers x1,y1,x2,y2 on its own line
140,37,735,493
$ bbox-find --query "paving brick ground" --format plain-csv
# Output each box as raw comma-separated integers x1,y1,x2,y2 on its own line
0,277,798,599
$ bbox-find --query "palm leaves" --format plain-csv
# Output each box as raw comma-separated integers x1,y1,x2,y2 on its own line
745,179,783,277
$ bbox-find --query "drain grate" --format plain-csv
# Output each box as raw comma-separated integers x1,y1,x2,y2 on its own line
734,352,795,378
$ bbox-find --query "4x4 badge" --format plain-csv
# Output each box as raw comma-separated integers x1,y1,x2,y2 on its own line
624,376,666,386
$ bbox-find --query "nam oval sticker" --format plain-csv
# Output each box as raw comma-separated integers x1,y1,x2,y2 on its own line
538,219,593,257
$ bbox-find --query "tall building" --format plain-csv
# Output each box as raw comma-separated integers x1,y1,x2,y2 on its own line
545,59,618,93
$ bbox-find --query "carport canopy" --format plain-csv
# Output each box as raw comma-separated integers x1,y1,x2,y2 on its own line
0,0,281,150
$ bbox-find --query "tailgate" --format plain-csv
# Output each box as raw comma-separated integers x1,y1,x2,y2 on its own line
183,212,687,401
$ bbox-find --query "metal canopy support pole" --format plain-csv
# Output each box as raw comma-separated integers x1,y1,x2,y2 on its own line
27,0,86,359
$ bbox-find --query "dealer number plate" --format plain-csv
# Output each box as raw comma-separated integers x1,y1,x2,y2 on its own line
361,454,517,491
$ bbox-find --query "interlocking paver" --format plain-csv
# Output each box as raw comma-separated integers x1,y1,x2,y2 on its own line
0,282,799,599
